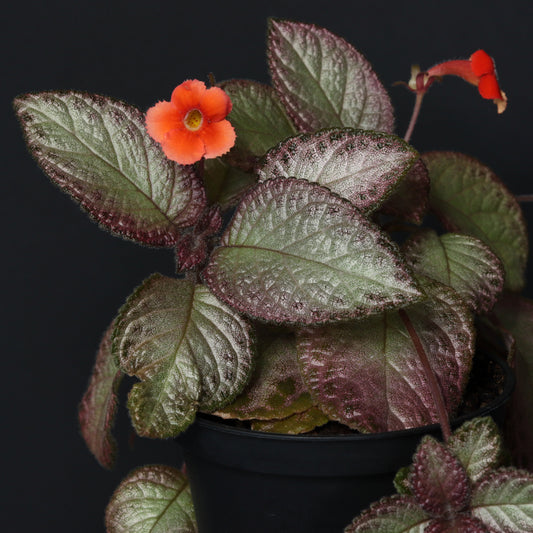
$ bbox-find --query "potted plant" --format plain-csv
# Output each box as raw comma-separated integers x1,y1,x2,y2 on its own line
14,17,533,533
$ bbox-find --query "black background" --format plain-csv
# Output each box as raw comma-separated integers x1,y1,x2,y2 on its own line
4,1,533,531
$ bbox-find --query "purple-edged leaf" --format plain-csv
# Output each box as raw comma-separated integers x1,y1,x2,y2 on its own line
379,159,430,225
268,19,394,134
215,333,313,421
251,406,329,434
297,277,475,432
424,152,528,291
105,465,197,533
493,293,533,469
203,158,256,209
424,515,489,532
471,468,533,532
447,417,503,484
204,178,422,325
221,79,297,159
411,436,471,518
175,205,222,272
256,129,418,212
404,231,504,314
345,495,431,532
14,92,206,246
78,320,123,469
112,274,253,438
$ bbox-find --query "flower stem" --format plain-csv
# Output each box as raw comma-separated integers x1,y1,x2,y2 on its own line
404,92,424,144
399,309,452,442
516,194,533,203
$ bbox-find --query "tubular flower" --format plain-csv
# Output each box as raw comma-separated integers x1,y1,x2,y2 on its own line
408,50,507,113
146,79,236,165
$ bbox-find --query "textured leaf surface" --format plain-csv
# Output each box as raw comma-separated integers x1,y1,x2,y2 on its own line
78,320,123,469
204,178,421,325
14,91,206,245
345,495,431,532
106,465,197,533
424,515,489,532
113,274,253,438
268,19,394,134
493,293,533,469
424,152,527,291
411,437,470,518
297,278,474,432
215,332,313,421
448,417,503,483
472,468,533,532
379,159,430,224
256,128,418,212
404,231,504,313
251,406,329,434
221,80,297,159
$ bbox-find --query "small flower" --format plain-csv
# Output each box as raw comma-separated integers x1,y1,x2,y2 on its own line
146,79,236,165
408,50,507,113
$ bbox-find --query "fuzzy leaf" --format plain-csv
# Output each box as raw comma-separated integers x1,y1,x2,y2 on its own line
447,417,503,484
411,436,471,518
404,231,504,313
424,152,528,291
221,79,297,159
78,320,123,469
215,332,313,421
256,128,418,212
493,293,533,469
424,516,489,532
202,158,256,209
113,274,253,438
204,177,422,325
471,468,533,532
297,278,474,432
105,465,197,533
251,406,329,434
267,19,394,134
345,495,431,532
379,159,430,224
14,92,206,246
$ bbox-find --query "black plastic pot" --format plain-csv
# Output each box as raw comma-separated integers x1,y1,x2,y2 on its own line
177,352,514,533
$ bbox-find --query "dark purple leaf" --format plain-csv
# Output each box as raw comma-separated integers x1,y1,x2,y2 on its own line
425,515,489,532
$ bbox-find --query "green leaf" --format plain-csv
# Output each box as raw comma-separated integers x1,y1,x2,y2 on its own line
221,79,297,159
78,319,123,469
423,152,528,291
203,158,256,209
256,128,418,212
297,278,474,432
113,274,253,438
14,91,206,246
251,406,329,434
447,417,503,483
204,178,422,325
403,231,504,313
471,468,533,532
215,331,313,421
267,19,394,134
345,495,431,532
105,465,197,533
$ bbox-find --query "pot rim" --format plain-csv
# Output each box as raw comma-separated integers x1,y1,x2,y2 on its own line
194,349,515,443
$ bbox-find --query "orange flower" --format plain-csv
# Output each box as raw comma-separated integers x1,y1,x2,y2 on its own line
408,50,507,113
146,80,236,165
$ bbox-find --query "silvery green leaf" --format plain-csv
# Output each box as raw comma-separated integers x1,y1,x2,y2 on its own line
14,91,206,245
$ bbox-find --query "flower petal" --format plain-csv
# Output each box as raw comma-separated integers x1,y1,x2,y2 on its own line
200,120,236,158
478,74,503,100
171,80,207,115
145,101,181,143
470,50,495,77
200,86,232,122
160,128,206,165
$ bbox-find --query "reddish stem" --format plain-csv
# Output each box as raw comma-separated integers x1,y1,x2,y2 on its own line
404,92,424,144
399,309,452,442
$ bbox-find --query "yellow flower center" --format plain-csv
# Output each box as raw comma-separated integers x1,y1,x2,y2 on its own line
184,109,203,131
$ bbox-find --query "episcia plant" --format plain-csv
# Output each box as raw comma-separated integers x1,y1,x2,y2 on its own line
14,17,533,532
